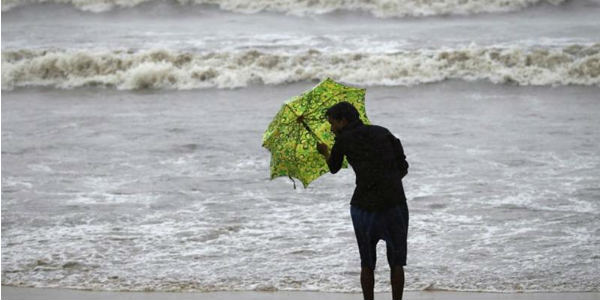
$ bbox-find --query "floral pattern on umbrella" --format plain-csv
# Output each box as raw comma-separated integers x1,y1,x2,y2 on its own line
262,78,370,188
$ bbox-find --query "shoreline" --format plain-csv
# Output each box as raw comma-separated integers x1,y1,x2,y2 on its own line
2,286,599,300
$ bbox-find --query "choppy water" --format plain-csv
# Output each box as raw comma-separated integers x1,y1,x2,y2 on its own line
3,0,600,91
0,0,574,16
3,44,600,90
2,0,600,293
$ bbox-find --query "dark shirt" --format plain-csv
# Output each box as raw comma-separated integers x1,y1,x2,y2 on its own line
327,119,409,211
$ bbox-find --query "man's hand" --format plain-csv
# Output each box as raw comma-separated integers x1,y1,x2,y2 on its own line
317,143,329,158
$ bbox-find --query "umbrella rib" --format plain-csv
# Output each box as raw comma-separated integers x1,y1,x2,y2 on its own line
282,103,300,181
290,113,304,185
301,91,344,132
303,93,332,117
303,89,358,121
306,89,366,124
302,79,336,116
285,102,325,145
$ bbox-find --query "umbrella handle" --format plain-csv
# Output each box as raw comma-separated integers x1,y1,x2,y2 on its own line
297,115,325,145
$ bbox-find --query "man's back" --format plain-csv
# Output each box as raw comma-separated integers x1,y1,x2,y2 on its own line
328,119,409,211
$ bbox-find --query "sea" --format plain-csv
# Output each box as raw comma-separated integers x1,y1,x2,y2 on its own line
1,0,599,293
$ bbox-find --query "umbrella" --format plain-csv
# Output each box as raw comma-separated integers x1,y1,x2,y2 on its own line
262,78,370,188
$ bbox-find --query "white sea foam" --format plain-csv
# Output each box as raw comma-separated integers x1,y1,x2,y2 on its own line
0,0,568,16
2,44,599,90
3,83,600,292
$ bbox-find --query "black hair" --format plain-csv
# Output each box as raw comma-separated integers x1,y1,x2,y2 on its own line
325,101,360,122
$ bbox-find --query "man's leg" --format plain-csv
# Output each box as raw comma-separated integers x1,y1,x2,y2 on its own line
390,265,404,300
351,205,378,300
361,266,375,300
385,205,408,300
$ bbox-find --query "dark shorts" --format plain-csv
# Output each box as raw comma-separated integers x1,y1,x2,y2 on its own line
350,204,408,270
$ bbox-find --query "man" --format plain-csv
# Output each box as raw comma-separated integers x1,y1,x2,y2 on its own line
317,101,409,300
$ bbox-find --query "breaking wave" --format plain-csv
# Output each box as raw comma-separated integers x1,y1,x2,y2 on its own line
2,44,599,90
1,0,568,17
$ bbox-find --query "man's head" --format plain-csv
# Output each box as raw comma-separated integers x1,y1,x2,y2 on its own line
325,101,360,135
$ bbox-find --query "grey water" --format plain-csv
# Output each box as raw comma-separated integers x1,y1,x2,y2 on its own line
2,1,600,51
2,0,600,293
2,82,599,291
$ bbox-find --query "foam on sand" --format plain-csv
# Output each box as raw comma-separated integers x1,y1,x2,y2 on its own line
2,286,600,300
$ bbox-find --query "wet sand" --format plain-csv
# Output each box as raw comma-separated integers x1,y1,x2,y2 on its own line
2,286,599,300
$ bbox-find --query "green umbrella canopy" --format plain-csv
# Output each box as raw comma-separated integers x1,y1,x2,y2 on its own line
262,78,370,188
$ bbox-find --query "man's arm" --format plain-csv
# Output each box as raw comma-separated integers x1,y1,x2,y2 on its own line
317,142,343,174
389,135,409,178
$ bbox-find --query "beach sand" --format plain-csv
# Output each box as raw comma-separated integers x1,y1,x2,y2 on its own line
2,286,599,300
